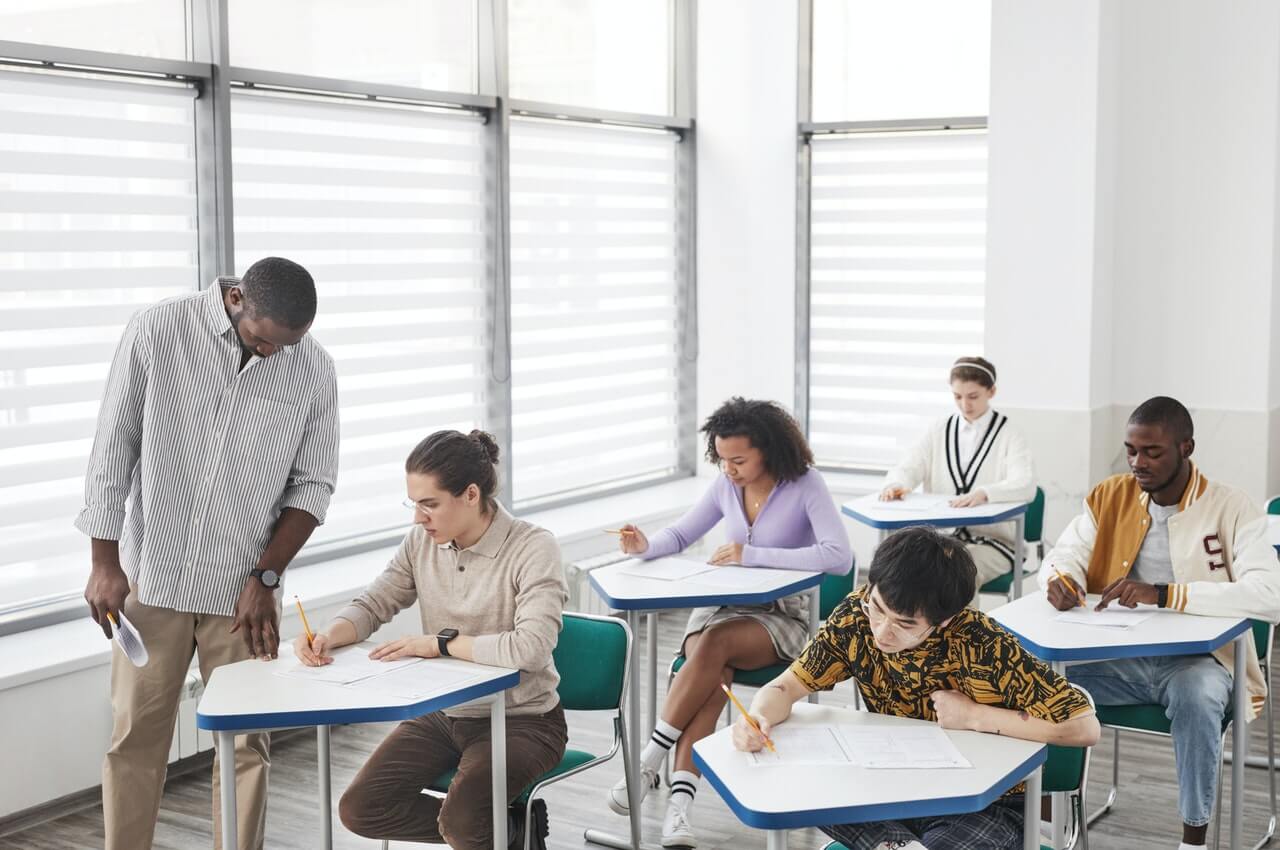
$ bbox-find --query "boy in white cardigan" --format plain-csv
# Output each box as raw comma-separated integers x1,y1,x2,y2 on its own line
879,356,1036,590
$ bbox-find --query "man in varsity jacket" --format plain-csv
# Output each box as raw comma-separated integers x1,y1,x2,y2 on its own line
1042,396,1280,850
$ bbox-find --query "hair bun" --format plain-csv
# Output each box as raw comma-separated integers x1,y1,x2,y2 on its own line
468,429,501,464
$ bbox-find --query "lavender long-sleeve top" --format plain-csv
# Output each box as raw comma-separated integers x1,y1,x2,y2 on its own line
641,468,852,574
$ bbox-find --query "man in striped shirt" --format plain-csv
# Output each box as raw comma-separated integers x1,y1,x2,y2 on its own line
77,257,340,850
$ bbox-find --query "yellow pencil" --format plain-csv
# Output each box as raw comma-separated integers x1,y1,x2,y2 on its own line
721,683,776,753
603,528,635,536
1052,568,1087,608
294,596,315,647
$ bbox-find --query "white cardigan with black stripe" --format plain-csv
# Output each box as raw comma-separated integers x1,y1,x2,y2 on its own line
882,411,1036,553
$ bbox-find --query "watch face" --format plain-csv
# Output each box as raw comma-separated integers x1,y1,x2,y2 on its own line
261,569,280,587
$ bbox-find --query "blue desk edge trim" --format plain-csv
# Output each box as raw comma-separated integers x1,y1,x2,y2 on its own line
588,571,824,611
196,670,519,731
999,617,1252,661
841,503,1028,530
693,744,1046,830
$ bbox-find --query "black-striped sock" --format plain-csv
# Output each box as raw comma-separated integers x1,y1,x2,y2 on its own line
640,719,683,772
669,770,699,811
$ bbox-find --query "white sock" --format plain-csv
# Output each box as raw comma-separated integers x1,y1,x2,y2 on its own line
669,770,699,812
640,718,682,772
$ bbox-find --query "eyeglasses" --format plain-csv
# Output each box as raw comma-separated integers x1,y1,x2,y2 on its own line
860,595,935,642
402,498,434,517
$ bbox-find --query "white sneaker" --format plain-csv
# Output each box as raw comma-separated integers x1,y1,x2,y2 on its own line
661,805,697,849
607,767,656,815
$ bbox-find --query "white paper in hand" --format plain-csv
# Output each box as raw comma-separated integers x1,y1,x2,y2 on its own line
111,612,149,667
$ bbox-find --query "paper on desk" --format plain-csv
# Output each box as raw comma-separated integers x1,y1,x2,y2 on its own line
353,659,483,700
277,644,423,686
842,726,972,769
687,566,783,590
614,556,718,582
871,494,957,512
1054,604,1157,629
747,725,854,767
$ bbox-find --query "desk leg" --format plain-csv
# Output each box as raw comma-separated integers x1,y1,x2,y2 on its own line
766,829,788,850
1013,515,1026,600
1023,764,1043,850
1046,661,1067,849
807,585,820,704
584,611,643,850
646,612,659,744
217,731,237,850
1232,632,1248,850
491,695,508,850
317,725,332,850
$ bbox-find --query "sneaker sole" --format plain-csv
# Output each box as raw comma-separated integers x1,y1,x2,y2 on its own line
607,793,631,816
661,838,696,849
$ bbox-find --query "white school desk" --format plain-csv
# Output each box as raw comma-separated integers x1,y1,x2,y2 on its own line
990,592,1252,850
691,702,1046,850
587,561,825,850
197,653,519,850
841,493,1031,598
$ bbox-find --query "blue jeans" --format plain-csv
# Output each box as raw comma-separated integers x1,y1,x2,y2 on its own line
1068,654,1233,827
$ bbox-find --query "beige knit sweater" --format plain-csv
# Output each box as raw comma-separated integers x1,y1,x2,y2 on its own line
335,505,567,717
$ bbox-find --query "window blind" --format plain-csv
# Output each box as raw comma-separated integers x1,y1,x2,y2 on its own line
0,69,199,612
232,91,489,544
807,129,987,469
509,118,682,506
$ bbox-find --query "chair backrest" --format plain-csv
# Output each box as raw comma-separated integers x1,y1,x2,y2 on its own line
1266,495,1280,515
1253,619,1273,664
553,612,631,712
1042,684,1095,794
819,558,857,620
1024,486,1046,544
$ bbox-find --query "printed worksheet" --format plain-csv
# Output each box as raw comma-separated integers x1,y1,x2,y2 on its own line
747,725,855,767
871,494,957,512
277,643,423,686
614,556,718,582
689,566,782,590
841,726,973,769
1054,605,1157,629
352,659,484,701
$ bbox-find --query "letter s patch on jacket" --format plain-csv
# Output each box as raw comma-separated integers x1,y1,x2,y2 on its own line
1204,534,1227,571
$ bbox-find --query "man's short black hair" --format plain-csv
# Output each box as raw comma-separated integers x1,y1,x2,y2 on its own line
867,526,975,625
1128,396,1194,443
241,256,317,330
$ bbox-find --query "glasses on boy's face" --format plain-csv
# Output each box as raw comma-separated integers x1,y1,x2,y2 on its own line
402,498,434,517
860,594,935,642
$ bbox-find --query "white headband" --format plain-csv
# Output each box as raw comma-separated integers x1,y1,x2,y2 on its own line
952,360,996,382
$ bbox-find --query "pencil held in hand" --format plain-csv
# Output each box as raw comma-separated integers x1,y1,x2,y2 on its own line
603,528,635,536
721,683,776,753
1052,569,1087,607
295,596,315,647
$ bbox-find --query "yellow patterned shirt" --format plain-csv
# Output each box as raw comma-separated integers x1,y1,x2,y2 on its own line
790,588,1092,725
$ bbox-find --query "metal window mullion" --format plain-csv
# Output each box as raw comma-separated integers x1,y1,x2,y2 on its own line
479,0,514,509
673,0,698,476
795,0,814,434
803,116,988,136
0,38,209,79
192,0,234,284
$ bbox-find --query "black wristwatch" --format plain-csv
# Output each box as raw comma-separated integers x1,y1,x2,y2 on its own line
437,628,459,657
1155,583,1169,608
249,568,281,590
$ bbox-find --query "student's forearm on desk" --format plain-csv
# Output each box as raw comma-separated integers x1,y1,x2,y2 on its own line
748,671,810,725
969,704,1101,747
319,618,359,649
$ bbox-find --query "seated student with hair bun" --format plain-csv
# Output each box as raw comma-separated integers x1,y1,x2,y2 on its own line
293,429,568,850
879,356,1036,595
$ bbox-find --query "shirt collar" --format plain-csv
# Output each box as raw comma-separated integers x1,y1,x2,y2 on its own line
202,277,298,358
959,408,995,434
452,504,514,559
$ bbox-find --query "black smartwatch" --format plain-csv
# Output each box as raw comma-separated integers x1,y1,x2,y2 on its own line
437,628,459,657
1155,583,1169,608
249,568,281,589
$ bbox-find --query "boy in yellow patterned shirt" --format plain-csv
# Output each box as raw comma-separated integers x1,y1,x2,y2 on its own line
733,527,1100,850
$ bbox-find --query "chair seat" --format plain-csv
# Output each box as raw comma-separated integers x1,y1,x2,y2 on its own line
671,654,788,687
429,749,598,803
1096,703,1231,735
979,571,1014,594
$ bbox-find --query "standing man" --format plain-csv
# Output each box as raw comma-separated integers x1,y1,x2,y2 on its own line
77,257,340,850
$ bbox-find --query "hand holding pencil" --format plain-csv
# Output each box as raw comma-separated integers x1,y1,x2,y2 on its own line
723,683,777,754
292,597,333,666
1047,568,1087,611
605,523,649,555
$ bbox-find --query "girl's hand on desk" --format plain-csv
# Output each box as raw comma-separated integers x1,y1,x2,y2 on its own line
930,689,979,731
708,542,744,566
619,523,649,555
879,486,908,501
948,491,989,508
294,632,333,667
730,713,773,752
369,635,439,661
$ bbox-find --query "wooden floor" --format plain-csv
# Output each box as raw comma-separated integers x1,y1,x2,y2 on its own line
2,610,1278,850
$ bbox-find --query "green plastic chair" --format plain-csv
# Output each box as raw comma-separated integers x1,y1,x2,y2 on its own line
1266,495,1280,515
379,612,633,850
818,685,1096,850
1089,621,1275,850
980,486,1047,600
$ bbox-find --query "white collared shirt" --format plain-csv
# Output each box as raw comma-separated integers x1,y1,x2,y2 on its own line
956,408,995,469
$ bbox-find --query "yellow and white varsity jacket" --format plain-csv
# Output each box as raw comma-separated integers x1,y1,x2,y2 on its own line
1040,462,1280,719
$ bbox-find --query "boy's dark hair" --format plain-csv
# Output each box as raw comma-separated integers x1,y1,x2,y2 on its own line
867,526,976,625
405,429,501,515
1128,396,1194,443
241,256,317,330
700,397,814,482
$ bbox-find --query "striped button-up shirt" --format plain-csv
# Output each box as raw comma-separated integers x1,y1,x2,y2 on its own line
75,282,340,617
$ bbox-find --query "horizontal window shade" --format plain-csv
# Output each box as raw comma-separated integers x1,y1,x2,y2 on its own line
510,118,681,505
0,69,199,610
807,130,987,470
232,91,489,545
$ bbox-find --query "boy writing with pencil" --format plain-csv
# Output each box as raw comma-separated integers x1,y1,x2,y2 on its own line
733,527,1100,850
